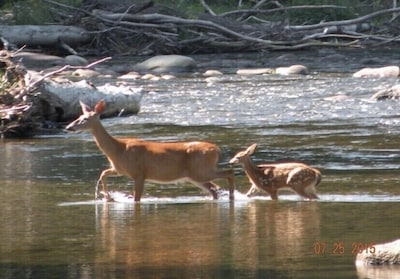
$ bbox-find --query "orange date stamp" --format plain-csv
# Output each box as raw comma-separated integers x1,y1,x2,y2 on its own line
313,241,375,255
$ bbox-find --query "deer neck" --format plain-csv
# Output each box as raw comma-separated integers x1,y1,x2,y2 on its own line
242,158,264,185
89,119,123,158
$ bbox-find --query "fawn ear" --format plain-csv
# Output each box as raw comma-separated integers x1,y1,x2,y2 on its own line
94,100,106,114
246,143,257,155
79,100,91,113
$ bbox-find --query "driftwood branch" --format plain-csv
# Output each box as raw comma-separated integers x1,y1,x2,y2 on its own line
199,0,216,16
37,1,400,54
286,7,400,31
26,56,112,92
221,5,346,18
92,10,283,47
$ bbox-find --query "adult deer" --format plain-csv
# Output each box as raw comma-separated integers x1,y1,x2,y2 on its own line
66,100,235,202
230,144,321,200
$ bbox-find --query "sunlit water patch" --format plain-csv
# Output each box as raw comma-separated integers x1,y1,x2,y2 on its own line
58,190,400,207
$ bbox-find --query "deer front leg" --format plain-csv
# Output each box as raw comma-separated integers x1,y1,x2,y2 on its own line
215,168,235,200
97,168,118,201
133,176,145,202
269,190,278,200
225,169,235,201
246,184,258,197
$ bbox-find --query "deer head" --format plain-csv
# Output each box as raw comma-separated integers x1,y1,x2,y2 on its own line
229,143,257,164
66,100,106,131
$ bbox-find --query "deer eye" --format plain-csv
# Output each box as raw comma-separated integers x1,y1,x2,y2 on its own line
79,116,89,124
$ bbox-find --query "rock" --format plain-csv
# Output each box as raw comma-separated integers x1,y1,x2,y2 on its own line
12,52,89,70
161,74,176,80
133,55,197,74
356,239,400,265
141,73,160,81
12,51,64,69
353,66,399,78
72,69,100,78
370,84,400,100
356,239,400,279
203,69,223,76
275,64,308,75
236,68,274,75
64,55,88,66
118,72,141,80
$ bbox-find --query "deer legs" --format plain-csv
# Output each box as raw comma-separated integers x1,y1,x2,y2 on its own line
96,168,118,200
133,176,145,202
95,168,235,202
95,169,147,202
215,169,235,200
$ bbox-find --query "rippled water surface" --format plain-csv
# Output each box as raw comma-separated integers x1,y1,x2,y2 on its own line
1,51,400,278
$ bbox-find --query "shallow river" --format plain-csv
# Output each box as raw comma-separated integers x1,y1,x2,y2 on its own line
1,51,400,278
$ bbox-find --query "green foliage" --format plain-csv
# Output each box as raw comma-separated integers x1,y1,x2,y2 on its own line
2,0,81,24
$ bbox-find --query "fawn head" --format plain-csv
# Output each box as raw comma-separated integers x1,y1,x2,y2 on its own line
229,143,258,164
66,100,106,131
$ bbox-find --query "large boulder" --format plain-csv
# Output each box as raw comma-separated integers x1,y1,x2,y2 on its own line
356,239,400,279
356,239,400,265
353,66,399,78
132,55,197,73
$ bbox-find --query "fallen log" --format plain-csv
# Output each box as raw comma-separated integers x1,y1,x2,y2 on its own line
40,80,144,120
0,25,92,53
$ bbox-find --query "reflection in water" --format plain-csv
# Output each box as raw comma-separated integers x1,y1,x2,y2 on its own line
356,264,400,279
89,199,321,278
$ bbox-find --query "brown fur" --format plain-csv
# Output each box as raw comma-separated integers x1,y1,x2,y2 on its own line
230,144,321,200
66,100,234,202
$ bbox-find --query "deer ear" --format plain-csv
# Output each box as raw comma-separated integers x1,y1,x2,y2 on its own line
94,100,106,114
79,100,91,113
247,143,257,155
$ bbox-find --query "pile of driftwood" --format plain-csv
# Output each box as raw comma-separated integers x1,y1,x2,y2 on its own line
0,50,143,138
6,0,396,56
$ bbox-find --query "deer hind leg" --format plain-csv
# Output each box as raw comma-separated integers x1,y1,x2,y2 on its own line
293,183,319,200
304,183,319,199
200,181,221,200
97,168,118,201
